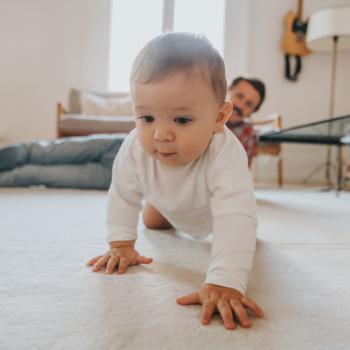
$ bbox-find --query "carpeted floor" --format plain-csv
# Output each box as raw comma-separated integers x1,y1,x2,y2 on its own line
1,187,349,350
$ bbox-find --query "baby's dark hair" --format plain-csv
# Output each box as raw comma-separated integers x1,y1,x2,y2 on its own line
228,77,266,111
130,32,227,104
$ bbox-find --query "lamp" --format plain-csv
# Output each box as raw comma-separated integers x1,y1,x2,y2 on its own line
306,6,350,187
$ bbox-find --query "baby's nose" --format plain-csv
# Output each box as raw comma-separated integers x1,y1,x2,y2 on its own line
154,126,174,141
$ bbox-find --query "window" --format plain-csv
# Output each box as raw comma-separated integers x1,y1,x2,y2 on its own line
109,0,163,92
173,0,225,54
109,0,226,92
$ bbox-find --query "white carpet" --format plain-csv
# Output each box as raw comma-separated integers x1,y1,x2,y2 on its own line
1,187,350,350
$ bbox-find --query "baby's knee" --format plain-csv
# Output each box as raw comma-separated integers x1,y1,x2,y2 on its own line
143,203,172,230
143,212,171,230
143,220,165,230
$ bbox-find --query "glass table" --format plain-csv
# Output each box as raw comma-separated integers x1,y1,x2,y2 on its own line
259,114,350,192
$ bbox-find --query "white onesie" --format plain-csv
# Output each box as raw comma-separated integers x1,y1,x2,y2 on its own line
106,126,257,293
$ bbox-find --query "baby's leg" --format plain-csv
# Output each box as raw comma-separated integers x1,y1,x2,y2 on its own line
143,202,173,230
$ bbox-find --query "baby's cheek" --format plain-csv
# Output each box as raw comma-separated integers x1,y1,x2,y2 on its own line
138,133,154,155
182,141,206,161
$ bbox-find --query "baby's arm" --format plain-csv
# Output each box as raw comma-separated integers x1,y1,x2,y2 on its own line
178,135,263,329
87,131,152,274
177,213,262,330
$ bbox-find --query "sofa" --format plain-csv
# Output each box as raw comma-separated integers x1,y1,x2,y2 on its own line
56,89,135,138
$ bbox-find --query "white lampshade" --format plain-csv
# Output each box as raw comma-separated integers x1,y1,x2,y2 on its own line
306,6,350,52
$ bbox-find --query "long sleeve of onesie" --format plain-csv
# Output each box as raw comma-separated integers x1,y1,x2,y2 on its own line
106,131,143,242
205,136,257,294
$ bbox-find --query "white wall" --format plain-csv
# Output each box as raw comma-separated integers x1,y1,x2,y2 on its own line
0,0,111,144
226,0,350,184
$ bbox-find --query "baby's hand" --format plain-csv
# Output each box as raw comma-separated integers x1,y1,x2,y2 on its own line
86,246,153,274
176,283,263,330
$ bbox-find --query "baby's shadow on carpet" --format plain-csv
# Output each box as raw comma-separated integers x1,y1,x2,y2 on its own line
153,261,205,289
139,227,209,289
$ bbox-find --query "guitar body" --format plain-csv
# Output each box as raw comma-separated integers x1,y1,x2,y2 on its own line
281,11,310,56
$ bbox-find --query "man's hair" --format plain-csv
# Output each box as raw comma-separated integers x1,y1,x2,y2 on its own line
228,77,266,111
130,32,227,104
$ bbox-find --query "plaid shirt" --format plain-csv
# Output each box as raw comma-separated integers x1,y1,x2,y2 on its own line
226,121,258,167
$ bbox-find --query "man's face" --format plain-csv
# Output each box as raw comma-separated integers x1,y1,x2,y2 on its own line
227,80,261,123
131,70,231,167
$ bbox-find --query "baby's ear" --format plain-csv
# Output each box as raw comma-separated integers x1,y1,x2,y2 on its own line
214,101,232,133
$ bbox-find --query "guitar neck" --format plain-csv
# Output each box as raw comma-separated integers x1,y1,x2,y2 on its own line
296,0,303,20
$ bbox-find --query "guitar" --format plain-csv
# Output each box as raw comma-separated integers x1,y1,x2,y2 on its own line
281,0,310,56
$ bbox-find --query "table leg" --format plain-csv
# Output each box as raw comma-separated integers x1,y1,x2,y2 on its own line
337,145,343,195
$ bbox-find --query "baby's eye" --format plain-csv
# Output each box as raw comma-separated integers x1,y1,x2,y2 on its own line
174,117,192,125
139,116,154,123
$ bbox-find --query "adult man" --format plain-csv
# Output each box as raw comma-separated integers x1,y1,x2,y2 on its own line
226,77,266,167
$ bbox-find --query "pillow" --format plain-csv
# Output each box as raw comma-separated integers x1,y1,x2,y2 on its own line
80,91,133,116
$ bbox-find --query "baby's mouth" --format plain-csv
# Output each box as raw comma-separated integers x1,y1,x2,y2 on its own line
158,151,176,158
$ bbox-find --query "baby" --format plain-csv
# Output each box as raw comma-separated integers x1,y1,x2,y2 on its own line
87,32,263,330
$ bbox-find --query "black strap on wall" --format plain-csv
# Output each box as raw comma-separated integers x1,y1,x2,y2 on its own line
285,54,302,81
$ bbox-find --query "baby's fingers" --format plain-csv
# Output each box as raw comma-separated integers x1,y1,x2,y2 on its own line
176,292,200,306
92,255,110,272
241,296,264,318
137,255,153,264
230,300,251,328
117,257,130,274
201,300,216,325
86,255,104,266
105,255,119,274
217,299,235,330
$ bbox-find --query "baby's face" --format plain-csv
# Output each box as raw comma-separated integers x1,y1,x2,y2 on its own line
132,70,231,167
